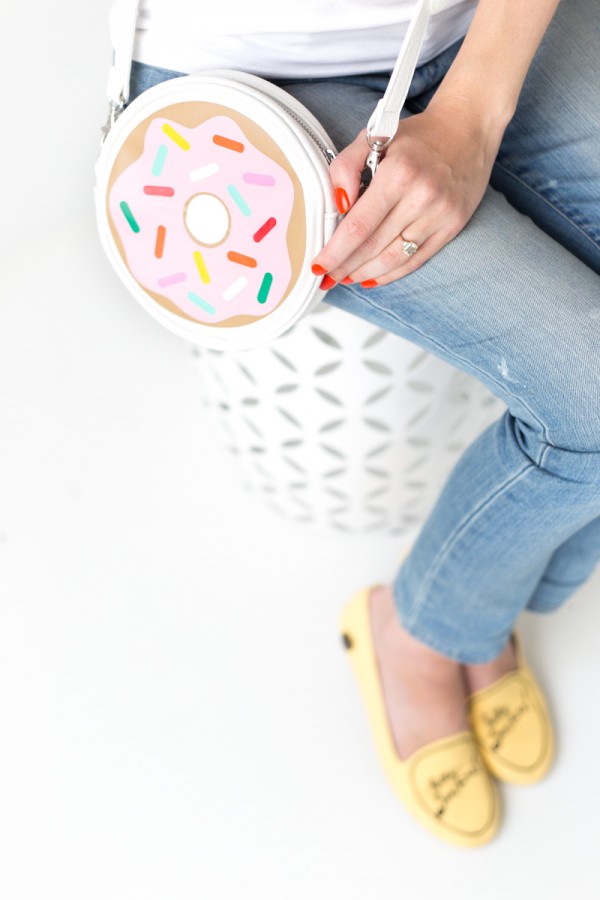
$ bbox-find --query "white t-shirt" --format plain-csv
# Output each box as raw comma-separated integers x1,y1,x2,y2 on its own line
133,0,478,78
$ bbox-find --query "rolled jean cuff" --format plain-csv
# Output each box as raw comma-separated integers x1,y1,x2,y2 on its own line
525,601,563,614
391,594,511,664
525,577,587,613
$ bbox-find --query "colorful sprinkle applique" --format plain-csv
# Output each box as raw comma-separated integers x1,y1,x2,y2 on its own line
253,217,276,242
227,252,257,268
152,145,168,177
158,272,187,288
143,185,175,196
155,226,166,259
120,201,140,233
162,123,190,150
223,277,248,301
257,273,273,304
242,173,275,186
188,291,216,314
189,163,220,182
193,251,210,284
213,135,245,153
227,184,251,217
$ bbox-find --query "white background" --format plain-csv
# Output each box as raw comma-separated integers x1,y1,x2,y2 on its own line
1,2,599,897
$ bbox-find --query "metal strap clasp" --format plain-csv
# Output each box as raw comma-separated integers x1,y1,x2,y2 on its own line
358,130,394,198
100,94,126,145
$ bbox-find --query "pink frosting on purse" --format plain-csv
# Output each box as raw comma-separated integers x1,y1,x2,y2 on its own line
109,114,296,324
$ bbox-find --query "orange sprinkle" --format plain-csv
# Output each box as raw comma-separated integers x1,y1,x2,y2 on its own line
213,135,245,153
227,251,257,268
155,225,166,259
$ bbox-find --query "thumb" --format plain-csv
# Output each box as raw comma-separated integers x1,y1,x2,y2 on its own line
328,127,370,215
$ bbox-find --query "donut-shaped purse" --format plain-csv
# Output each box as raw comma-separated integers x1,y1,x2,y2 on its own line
95,69,339,351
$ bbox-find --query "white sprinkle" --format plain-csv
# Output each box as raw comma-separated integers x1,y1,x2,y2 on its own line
189,162,220,182
223,277,248,301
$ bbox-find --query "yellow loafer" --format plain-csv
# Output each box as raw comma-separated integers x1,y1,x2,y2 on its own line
339,586,500,848
466,632,555,785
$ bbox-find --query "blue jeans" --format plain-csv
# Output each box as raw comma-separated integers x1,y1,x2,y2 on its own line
127,0,600,663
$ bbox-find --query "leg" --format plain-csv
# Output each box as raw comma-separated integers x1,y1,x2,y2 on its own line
279,84,600,665
398,0,600,694
280,66,600,756
337,200,600,664
526,515,600,612
403,0,600,651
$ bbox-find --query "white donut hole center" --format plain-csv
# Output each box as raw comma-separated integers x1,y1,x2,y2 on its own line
185,193,231,246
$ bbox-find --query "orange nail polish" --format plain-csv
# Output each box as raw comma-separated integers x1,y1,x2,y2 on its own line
360,279,379,288
334,187,351,215
341,276,354,284
311,263,327,276
319,275,337,290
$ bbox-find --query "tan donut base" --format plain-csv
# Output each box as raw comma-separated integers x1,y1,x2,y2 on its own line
106,101,307,329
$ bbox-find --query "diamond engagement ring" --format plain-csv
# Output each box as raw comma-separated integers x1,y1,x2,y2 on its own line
401,238,419,258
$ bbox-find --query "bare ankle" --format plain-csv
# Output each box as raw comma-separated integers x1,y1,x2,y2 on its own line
371,587,460,673
463,636,518,693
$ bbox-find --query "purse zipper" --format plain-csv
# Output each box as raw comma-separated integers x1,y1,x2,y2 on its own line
101,93,336,165
273,99,336,165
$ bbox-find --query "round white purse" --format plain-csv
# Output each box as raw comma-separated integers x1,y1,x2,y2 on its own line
94,0,444,351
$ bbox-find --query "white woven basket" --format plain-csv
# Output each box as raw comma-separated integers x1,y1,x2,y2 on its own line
192,302,506,534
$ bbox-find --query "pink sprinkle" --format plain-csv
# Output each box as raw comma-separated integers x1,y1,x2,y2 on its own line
242,173,275,186
158,272,187,287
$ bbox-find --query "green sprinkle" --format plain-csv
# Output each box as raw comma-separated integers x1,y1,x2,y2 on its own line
257,272,273,304
120,201,140,233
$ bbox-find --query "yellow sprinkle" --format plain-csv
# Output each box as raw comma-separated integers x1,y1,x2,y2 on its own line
193,251,210,284
162,123,190,151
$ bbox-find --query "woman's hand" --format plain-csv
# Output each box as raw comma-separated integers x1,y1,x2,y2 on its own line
311,97,506,289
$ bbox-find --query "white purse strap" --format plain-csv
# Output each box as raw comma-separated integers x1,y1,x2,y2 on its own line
367,0,448,145
107,0,140,107
106,0,447,146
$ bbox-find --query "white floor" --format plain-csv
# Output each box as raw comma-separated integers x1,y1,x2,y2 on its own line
1,204,599,900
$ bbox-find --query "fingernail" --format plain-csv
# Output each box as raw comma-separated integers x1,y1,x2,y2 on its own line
311,263,327,276
334,187,351,215
341,276,354,284
360,279,378,288
319,275,337,290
